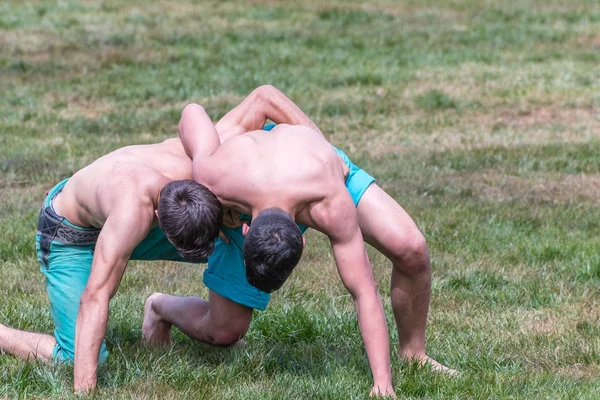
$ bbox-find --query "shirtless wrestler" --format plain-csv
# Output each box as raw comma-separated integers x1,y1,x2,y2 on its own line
0,139,222,392
143,85,455,397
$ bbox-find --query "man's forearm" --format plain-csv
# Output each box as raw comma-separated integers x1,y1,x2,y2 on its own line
74,296,109,392
354,290,393,387
216,85,322,143
257,85,321,134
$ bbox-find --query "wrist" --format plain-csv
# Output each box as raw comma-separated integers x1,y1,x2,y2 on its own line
74,376,96,393
373,374,393,387
74,354,99,392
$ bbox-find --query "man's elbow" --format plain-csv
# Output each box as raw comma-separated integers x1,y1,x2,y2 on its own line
181,103,205,117
346,281,379,303
79,288,108,310
179,103,206,135
254,84,281,103
255,84,276,95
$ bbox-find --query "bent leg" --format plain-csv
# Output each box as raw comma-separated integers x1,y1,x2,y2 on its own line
39,239,109,363
357,184,454,373
0,323,56,362
143,290,253,346
0,239,104,364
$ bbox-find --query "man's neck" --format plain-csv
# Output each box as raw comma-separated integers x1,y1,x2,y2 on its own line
252,204,297,222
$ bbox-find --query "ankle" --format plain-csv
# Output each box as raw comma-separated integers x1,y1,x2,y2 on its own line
399,347,427,361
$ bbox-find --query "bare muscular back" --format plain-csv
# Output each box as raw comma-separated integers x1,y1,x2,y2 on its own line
53,138,192,229
199,124,349,226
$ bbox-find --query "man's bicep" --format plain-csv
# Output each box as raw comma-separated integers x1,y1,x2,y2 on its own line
179,104,220,158
216,85,322,143
330,227,374,294
323,195,374,294
192,138,242,184
215,88,268,142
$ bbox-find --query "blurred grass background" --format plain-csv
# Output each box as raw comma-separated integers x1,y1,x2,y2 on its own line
1,0,599,398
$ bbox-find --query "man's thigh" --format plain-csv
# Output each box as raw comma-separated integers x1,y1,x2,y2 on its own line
206,290,254,335
356,183,425,260
38,238,109,363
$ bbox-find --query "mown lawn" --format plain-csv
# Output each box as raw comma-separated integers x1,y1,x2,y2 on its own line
1,0,599,398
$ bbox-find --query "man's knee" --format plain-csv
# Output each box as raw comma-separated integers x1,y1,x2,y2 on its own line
389,230,430,276
208,325,249,347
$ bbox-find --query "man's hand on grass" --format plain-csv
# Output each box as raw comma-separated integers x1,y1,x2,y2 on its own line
370,384,396,398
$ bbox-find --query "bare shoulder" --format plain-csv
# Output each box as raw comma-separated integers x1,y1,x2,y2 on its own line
220,131,258,147
100,167,167,212
154,138,186,154
205,134,256,166
159,137,183,147
305,185,356,240
270,124,317,135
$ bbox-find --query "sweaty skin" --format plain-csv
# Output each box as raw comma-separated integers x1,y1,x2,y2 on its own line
0,139,193,393
178,104,395,396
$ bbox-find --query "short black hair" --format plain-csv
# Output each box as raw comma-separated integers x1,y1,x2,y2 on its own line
157,180,222,262
244,208,303,293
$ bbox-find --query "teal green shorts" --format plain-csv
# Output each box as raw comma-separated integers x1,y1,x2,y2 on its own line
37,179,190,364
204,124,375,310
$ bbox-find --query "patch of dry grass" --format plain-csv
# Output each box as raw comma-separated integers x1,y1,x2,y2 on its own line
426,170,600,205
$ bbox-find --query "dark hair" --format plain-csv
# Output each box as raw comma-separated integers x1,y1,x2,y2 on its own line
244,208,303,293
157,180,222,262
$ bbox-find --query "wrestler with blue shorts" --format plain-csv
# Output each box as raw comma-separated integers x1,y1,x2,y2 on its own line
0,89,378,394
143,86,455,398
1,86,453,395
0,137,224,392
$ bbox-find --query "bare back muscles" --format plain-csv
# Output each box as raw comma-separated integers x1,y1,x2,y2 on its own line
171,86,396,396
198,125,346,218
53,139,192,229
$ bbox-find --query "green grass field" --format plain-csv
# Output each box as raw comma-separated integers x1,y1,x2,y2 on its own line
1,0,599,398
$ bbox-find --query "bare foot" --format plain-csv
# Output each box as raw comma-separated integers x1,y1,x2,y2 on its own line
403,354,458,376
142,293,172,347
422,356,458,376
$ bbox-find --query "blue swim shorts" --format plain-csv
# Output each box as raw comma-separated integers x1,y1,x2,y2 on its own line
37,179,190,363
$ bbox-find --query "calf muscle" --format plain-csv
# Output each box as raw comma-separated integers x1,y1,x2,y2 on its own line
0,323,56,362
